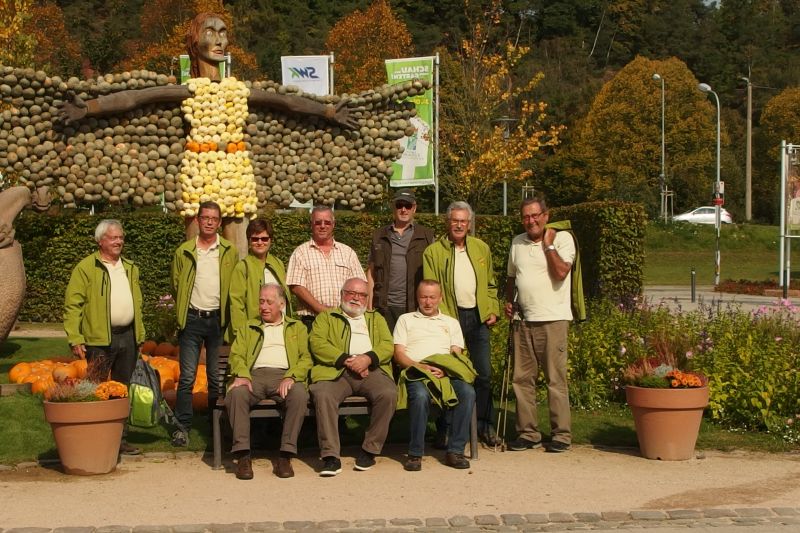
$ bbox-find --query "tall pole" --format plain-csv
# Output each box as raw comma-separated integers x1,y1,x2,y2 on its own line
742,77,752,221
653,73,665,222
699,82,721,286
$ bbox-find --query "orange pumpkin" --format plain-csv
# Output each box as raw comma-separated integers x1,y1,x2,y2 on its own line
154,342,175,357
71,359,88,378
140,340,158,355
31,376,55,395
8,362,31,383
52,364,78,382
192,391,208,411
163,388,177,408
236,141,246,152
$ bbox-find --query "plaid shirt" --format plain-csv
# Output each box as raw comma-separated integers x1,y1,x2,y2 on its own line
286,239,366,316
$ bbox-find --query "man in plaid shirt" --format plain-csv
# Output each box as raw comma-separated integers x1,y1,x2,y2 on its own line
286,205,366,330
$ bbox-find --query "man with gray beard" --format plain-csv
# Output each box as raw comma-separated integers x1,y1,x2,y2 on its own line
309,278,397,476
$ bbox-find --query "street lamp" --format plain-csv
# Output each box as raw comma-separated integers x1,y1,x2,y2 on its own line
741,76,752,221
653,73,666,222
698,82,722,286
492,116,517,216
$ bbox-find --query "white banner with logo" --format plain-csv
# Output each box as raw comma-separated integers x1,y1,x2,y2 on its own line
280,55,332,96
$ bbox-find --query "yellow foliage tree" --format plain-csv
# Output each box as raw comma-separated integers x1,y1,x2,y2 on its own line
24,1,82,76
0,0,35,68
120,0,261,81
439,0,563,212
326,0,414,93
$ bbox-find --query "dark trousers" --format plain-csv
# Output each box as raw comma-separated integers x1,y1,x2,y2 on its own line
86,324,137,384
175,313,223,431
458,307,494,433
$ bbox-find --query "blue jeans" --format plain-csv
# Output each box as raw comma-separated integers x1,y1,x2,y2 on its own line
406,379,475,456
175,313,223,431
458,307,494,433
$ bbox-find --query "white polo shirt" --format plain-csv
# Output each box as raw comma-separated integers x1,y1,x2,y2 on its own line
393,310,464,362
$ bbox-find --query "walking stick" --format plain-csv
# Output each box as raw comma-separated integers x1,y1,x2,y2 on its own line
495,299,517,452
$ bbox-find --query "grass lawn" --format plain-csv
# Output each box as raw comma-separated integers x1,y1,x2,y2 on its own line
644,222,800,285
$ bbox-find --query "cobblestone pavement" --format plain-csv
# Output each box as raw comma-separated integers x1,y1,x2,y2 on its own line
2,507,800,533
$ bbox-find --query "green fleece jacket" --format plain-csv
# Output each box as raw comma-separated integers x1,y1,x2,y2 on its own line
170,236,238,330
63,251,146,347
309,308,394,383
229,253,291,335
226,316,311,386
422,235,500,322
545,220,586,322
396,352,477,410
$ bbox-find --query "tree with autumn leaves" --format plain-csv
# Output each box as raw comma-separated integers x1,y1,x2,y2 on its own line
325,0,413,94
438,1,563,213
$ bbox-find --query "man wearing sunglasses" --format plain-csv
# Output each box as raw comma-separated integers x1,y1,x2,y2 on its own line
286,205,366,330
367,189,434,331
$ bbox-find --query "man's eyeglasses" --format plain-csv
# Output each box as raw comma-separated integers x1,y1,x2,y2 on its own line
198,216,220,223
250,236,271,243
342,289,368,299
395,201,414,210
313,220,333,226
522,212,545,220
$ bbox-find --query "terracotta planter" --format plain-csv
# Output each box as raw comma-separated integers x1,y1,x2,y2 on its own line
43,398,129,475
625,385,709,461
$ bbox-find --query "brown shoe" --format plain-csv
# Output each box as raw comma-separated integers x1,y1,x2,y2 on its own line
444,452,470,469
274,457,294,478
235,455,254,480
403,455,422,472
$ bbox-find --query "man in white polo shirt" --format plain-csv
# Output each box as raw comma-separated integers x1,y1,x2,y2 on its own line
393,279,476,471
505,197,576,453
64,219,145,455
171,201,239,447
225,283,311,480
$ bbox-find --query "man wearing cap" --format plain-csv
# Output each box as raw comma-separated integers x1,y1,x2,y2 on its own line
367,189,434,331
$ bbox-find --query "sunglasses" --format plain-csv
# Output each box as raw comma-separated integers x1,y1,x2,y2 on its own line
250,236,271,243
395,201,414,210
313,220,333,226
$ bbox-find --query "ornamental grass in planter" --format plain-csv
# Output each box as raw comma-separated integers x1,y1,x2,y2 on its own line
43,378,130,475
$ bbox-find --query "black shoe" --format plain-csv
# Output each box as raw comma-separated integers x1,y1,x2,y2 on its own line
432,433,448,450
403,455,422,472
119,441,141,455
171,429,188,447
444,452,470,469
547,441,571,453
479,430,501,447
320,456,342,477
507,437,542,451
354,450,376,471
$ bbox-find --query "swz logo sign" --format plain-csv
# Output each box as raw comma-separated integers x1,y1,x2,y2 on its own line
289,67,320,79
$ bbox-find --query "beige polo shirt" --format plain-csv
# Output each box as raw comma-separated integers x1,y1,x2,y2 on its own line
253,319,289,369
346,314,373,355
453,246,477,308
393,310,464,362
190,236,221,311
103,258,134,327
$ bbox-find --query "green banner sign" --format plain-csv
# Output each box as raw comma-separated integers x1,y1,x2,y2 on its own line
385,57,435,187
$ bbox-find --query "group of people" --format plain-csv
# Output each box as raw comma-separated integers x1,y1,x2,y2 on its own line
63,189,578,479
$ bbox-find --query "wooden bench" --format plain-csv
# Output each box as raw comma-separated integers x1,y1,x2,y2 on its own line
211,348,478,470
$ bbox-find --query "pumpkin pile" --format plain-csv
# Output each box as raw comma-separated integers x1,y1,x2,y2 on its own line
7,351,210,411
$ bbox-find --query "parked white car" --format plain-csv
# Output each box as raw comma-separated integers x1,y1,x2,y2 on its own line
672,206,733,224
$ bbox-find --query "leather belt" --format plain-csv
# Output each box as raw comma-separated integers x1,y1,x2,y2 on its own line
188,307,220,318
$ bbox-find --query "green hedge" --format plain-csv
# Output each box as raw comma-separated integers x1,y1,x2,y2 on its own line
15,201,645,336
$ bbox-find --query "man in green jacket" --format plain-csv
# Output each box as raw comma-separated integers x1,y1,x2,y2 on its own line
422,201,500,448
309,278,397,477
225,284,311,480
63,219,145,455
229,218,291,336
170,201,238,447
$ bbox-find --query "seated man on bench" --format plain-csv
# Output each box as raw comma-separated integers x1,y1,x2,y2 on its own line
309,278,397,477
225,283,311,480
393,279,476,471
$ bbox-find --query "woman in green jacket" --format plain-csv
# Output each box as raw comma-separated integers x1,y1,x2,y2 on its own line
229,219,291,337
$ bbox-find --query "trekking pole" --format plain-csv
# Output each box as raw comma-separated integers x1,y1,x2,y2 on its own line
495,300,517,452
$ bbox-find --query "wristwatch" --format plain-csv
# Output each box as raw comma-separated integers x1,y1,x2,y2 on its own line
544,244,557,253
